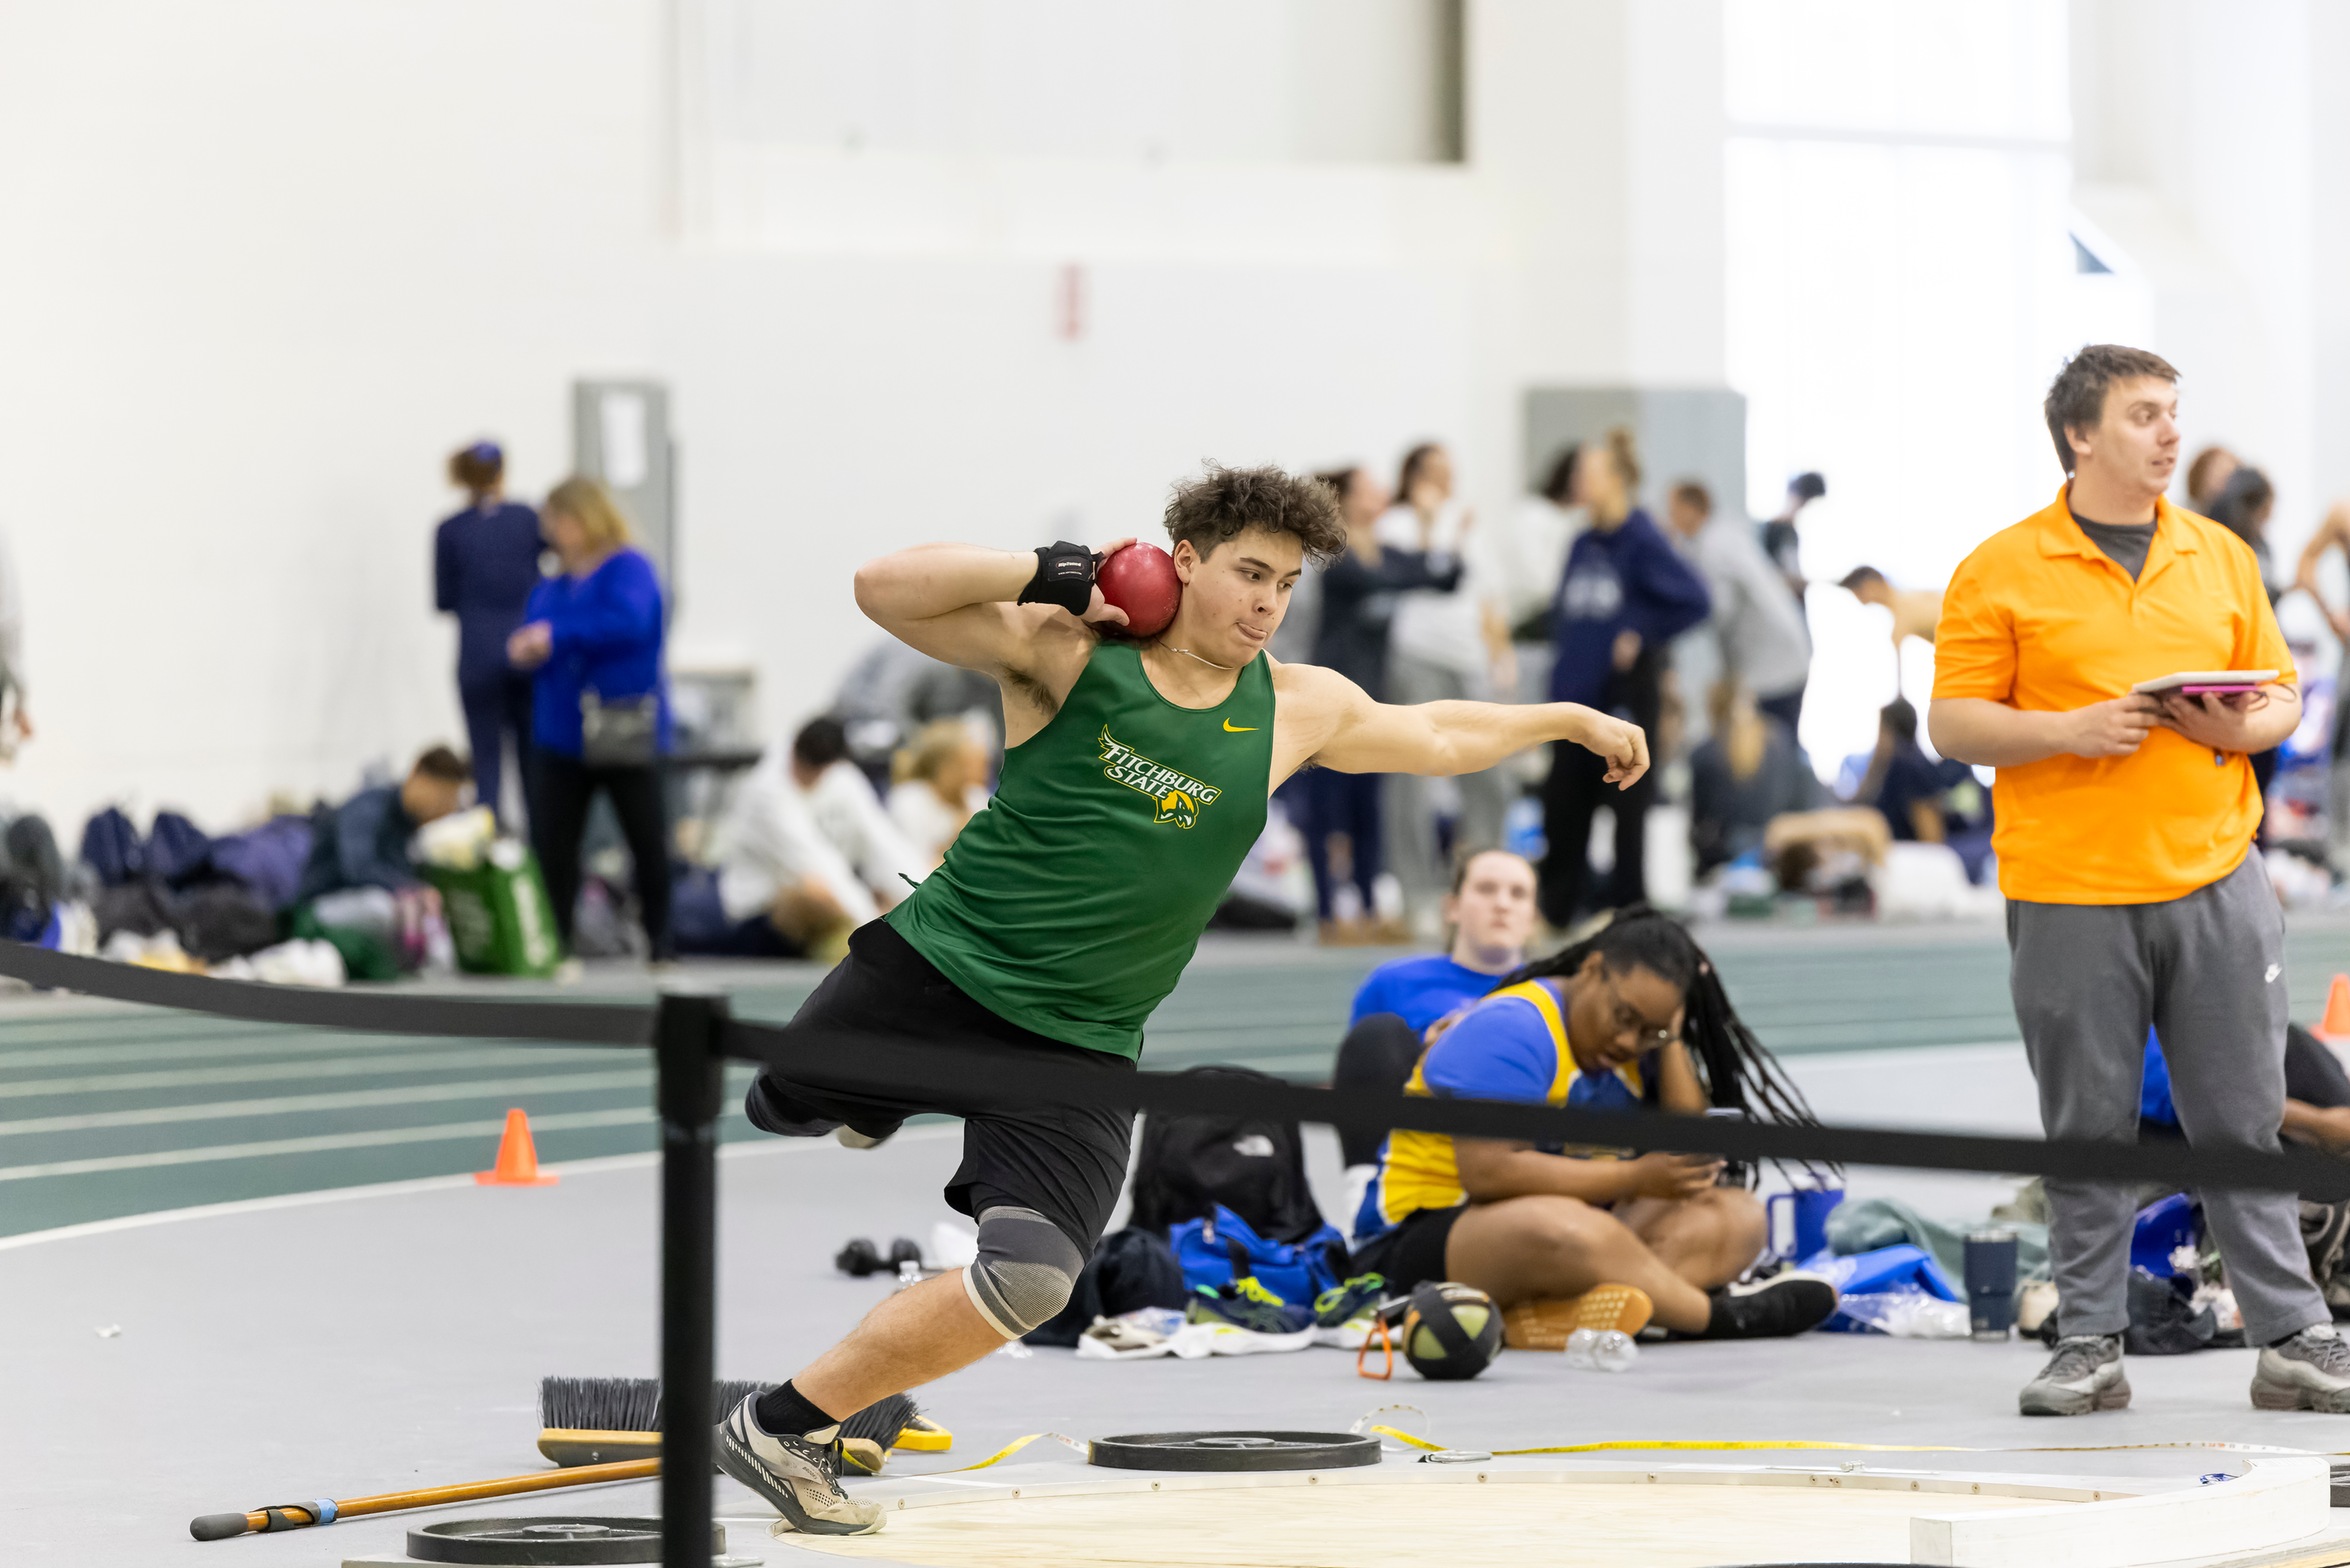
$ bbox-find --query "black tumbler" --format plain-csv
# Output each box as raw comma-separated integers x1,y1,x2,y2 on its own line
1965,1227,2019,1340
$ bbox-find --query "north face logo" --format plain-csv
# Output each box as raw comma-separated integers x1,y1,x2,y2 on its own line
1097,727,1223,828
1231,1134,1276,1158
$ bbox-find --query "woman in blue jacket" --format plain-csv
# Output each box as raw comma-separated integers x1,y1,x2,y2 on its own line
1541,430,1711,924
508,477,673,960
434,441,543,826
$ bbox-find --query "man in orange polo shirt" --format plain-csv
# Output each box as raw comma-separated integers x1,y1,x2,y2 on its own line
1932,344,2347,1417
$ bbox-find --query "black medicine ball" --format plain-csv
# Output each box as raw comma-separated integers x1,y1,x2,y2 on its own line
1401,1281,1502,1380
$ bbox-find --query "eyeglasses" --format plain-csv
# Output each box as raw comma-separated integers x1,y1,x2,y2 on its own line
1600,974,1680,1049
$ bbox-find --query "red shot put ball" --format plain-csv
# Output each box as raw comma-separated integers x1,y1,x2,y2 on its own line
1096,543,1182,637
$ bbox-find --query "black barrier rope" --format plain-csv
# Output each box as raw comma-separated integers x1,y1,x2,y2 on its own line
0,940,653,1045
2,939,2346,1202
723,1020,2350,1203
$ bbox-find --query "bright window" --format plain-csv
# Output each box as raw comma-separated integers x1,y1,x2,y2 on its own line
1724,0,2080,775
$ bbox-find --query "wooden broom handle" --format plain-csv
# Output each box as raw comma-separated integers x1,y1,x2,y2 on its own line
191,1457,660,1540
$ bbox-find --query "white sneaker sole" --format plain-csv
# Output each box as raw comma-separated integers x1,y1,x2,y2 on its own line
713,1424,884,1536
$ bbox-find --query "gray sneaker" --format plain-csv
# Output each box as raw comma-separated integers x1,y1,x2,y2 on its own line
2020,1334,2130,1416
714,1395,884,1536
2252,1323,2350,1412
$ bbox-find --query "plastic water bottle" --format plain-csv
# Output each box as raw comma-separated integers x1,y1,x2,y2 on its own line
1563,1328,1639,1372
892,1259,924,1292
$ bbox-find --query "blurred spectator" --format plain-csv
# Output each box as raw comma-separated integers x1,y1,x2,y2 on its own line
709,717,926,962
1494,446,1588,653
1665,479,1811,736
1759,471,1826,605
0,524,29,761
1331,847,1538,1208
2208,466,2281,597
1838,567,1942,645
2185,444,2240,512
888,718,992,868
1858,698,1947,842
1541,428,1711,924
1839,567,1945,694
2207,467,2284,825
2290,497,2350,873
298,745,470,901
1855,698,1994,881
508,477,673,960
1302,465,1460,939
829,638,1002,793
1688,683,1819,877
434,440,543,827
1377,443,1515,935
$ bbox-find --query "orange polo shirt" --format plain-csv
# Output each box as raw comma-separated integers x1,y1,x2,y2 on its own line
1932,486,2292,906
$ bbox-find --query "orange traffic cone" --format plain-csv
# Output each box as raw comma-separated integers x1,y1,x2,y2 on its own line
2318,975,2350,1043
475,1108,559,1186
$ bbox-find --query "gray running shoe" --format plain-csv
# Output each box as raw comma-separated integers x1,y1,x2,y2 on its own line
714,1395,883,1536
2251,1323,2350,1412
2020,1333,2129,1416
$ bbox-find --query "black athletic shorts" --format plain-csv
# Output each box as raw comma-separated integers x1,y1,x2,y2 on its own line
1349,1203,1465,1294
744,920,1136,1253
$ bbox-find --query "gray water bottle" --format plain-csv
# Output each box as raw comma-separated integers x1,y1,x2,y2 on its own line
1965,1227,2019,1340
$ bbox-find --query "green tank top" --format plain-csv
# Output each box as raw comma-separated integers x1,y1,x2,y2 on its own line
886,641,1274,1058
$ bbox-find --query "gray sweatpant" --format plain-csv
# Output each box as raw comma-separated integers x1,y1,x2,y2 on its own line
2008,853,2327,1346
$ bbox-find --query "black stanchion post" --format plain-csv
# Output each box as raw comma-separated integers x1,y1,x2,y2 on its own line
655,988,728,1568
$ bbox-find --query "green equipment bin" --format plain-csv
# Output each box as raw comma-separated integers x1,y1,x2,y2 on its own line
426,849,564,978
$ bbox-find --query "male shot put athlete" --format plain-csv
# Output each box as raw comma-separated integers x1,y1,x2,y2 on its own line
718,466,1647,1535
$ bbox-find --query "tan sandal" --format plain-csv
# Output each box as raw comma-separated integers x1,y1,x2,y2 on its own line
1503,1282,1655,1350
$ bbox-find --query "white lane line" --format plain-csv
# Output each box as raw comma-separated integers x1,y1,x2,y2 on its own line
0,1044,618,1099
0,1068,664,1137
0,1032,456,1072
0,1107,660,1182
0,1123,962,1251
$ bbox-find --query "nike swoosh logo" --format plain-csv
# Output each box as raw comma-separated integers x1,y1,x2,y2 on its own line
1223,720,1258,732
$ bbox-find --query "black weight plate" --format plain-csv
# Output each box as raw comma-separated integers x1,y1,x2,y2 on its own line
404,1516,722,1565
1088,1430,1381,1472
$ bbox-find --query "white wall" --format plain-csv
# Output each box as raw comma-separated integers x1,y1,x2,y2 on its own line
0,0,1732,833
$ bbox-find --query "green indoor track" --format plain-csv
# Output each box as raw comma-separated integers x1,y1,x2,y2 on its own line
4,917,2347,1239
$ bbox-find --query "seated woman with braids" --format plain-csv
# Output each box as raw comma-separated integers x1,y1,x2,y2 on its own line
1349,908,1840,1342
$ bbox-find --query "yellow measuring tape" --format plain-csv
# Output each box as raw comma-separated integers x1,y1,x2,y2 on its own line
907,1423,2339,1477
1368,1425,2342,1459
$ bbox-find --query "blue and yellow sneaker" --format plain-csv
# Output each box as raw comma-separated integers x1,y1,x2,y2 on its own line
1186,1277,1315,1344
1310,1274,1387,1348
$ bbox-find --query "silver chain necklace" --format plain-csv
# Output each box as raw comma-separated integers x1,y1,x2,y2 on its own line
1159,644,1235,672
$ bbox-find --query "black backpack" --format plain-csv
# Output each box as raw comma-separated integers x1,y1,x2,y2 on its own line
1023,1227,1190,1347
1126,1065,1329,1245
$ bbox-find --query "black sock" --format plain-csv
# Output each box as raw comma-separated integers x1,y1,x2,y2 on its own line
753,1380,840,1440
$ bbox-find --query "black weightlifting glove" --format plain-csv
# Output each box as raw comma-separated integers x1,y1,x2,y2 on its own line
1017,540,1097,616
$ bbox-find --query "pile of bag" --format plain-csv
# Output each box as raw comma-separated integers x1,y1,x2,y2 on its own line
1023,1066,1384,1360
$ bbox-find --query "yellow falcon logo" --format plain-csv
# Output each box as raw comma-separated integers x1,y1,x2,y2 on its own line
1098,728,1222,828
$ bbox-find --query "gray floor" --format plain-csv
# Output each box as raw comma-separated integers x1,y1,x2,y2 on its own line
7,1090,2349,1568
11,915,2350,1563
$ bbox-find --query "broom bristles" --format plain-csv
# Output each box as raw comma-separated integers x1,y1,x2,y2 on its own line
538,1377,917,1447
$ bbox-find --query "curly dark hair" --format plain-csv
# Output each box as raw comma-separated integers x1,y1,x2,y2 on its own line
2044,344,2178,474
1163,464,1346,566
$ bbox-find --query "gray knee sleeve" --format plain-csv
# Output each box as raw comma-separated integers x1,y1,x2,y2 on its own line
962,1206,1084,1339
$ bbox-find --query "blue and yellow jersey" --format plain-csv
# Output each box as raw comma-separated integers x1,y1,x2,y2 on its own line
1353,979,1646,1246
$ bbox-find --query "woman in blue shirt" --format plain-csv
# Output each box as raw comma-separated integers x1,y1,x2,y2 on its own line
508,477,674,960
1349,908,1836,1342
1540,431,1711,924
434,441,544,827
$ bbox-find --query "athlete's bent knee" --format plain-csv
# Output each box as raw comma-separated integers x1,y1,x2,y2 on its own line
961,1206,1085,1339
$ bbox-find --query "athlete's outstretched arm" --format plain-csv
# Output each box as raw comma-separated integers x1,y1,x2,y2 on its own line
853,541,1130,675
1274,662,1647,787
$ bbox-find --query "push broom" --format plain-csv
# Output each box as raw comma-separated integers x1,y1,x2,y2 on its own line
190,1388,929,1541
